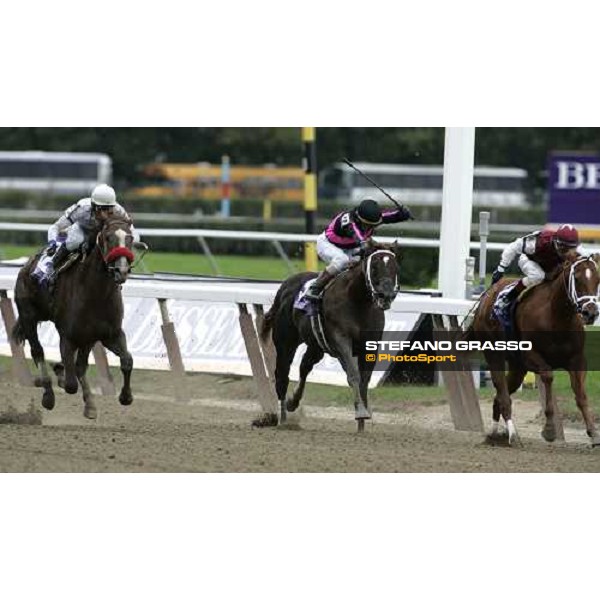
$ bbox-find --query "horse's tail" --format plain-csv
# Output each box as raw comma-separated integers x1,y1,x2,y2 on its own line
11,319,26,345
261,289,283,342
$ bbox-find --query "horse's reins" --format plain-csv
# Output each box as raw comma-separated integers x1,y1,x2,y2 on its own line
565,256,599,314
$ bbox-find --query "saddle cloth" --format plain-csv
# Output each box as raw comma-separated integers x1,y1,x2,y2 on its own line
293,277,317,313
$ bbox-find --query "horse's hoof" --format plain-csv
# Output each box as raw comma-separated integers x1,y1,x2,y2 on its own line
589,435,600,448
357,418,366,433
65,382,78,395
509,433,523,448
251,413,279,428
83,405,98,420
42,389,55,411
286,397,299,413
355,406,371,421
119,391,133,406
541,427,557,443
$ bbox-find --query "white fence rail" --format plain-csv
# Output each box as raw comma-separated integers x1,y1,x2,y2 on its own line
0,221,507,251
0,265,486,430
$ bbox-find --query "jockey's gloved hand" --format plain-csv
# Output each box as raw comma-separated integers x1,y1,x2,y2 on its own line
400,205,415,221
47,239,58,255
491,266,505,285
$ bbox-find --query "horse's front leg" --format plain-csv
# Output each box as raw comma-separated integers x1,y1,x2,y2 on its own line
488,355,520,446
568,369,600,446
539,369,559,443
76,344,97,419
334,335,370,431
102,330,133,406
59,336,78,395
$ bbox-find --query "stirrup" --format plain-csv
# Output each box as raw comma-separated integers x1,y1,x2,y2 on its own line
304,288,323,302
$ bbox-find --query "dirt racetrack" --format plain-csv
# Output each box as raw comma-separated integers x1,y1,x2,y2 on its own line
1,366,599,472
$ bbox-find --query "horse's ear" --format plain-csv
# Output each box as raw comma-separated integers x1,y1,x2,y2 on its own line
391,240,402,262
591,253,600,267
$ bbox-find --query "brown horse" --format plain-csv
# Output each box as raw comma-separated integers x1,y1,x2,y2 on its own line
471,253,600,446
256,242,400,432
12,215,136,419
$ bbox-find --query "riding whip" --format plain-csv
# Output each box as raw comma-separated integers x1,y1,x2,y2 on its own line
342,158,409,213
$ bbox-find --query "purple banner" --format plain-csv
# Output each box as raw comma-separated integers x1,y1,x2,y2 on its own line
548,153,600,225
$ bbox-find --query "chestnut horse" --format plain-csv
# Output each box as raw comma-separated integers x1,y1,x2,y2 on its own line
12,215,136,419
471,253,600,446
256,242,400,432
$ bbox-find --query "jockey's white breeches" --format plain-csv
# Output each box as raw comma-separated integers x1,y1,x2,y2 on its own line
316,233,360,275
518,254,545,287
65,223,87,251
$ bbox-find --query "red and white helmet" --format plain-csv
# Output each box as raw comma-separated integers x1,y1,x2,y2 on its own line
555,224,579,248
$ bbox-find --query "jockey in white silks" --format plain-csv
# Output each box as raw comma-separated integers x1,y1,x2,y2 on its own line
40,184,138,288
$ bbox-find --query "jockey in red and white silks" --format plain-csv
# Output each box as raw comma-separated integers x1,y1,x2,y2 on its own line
304,198,412,301
492,224,582,317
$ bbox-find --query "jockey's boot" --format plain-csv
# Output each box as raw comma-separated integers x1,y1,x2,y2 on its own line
496,279,526,319
47,244,71,293
304,270,335,302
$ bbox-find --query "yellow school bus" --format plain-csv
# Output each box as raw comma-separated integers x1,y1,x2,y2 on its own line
132,162,304,202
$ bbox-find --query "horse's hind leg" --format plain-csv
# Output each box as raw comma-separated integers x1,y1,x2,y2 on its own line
59,336,79,395
507,367,527,395
76,344,97,419
102,330,133,406
568,369,600,446
16,315,55,410
274,337,299,425
287,344,324,413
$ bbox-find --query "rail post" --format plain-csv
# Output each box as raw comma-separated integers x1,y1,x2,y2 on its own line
478,211,490,293
465,256,475,299
157,298,187,402
302,127,318,272
221,155,231,218
238,303,278,414
0,290,33,386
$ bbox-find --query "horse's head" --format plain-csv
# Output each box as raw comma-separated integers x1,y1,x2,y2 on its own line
565,254,600,325
361,241,401,310
97,216,135,285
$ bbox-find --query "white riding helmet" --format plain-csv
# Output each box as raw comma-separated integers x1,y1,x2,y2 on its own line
91,184,117,207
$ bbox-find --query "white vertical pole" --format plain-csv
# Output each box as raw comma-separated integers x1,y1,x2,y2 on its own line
438,127,476,299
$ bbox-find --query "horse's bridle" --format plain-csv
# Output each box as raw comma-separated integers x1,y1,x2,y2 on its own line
565,256,599,314
364,249,399,308
95,228,135,273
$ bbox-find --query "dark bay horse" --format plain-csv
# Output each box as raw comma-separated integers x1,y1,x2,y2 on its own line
257,242,400,432
471,253,600,446
12,215,136,419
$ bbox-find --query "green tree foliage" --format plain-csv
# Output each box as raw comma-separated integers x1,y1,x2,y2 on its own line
1,127,599,187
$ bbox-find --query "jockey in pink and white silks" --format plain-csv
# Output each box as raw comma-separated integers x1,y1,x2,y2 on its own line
304,198,413,301
43,184,138,287
491,224,582,322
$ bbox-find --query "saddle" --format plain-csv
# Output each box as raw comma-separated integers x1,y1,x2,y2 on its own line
493,283,535,334
293,277,337,355
31,248,80,293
